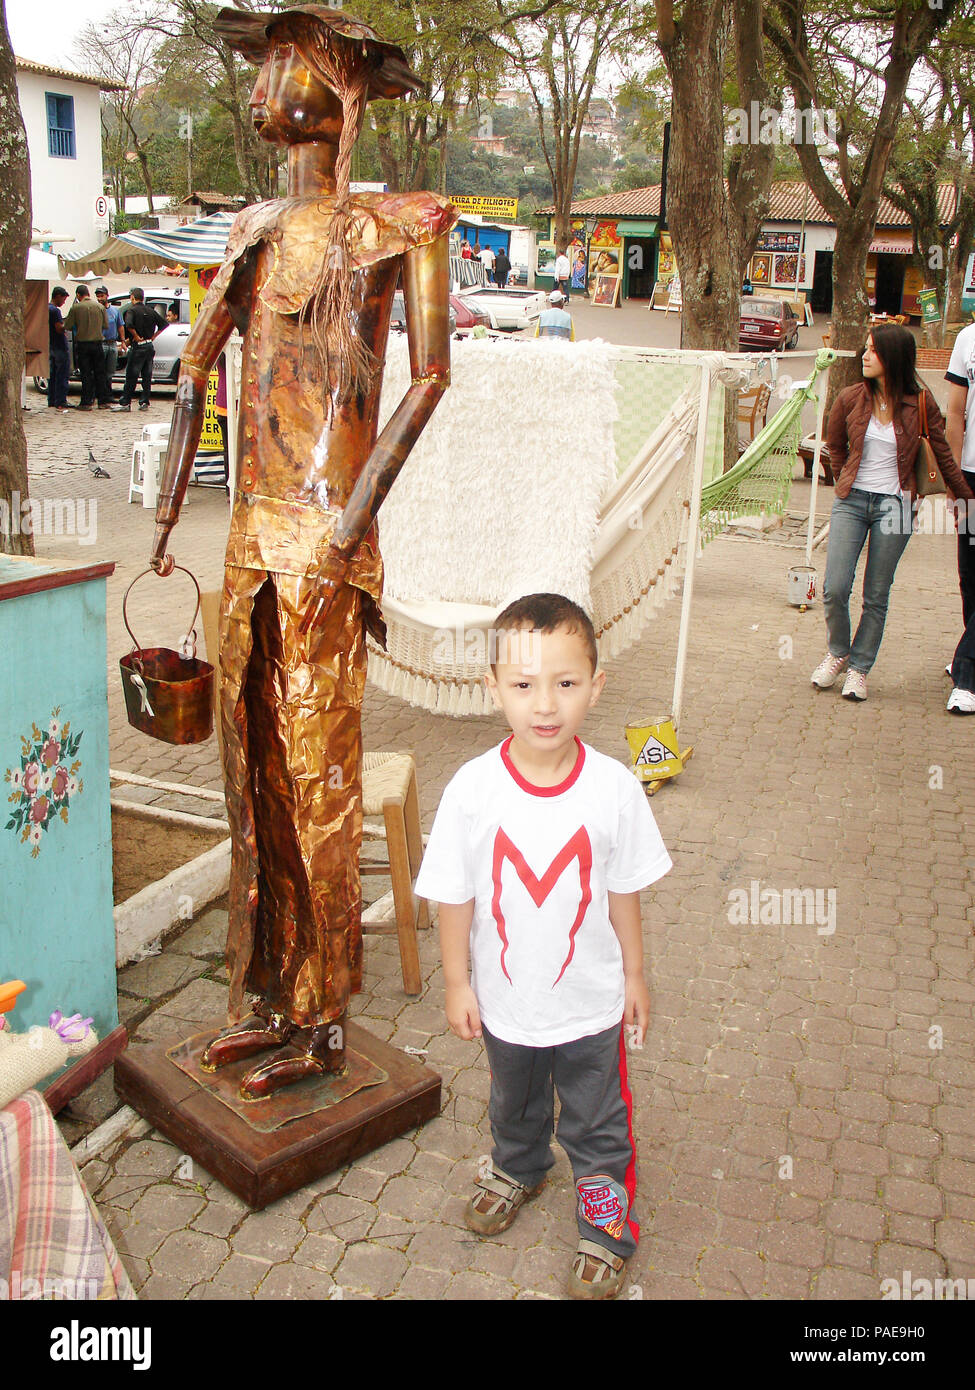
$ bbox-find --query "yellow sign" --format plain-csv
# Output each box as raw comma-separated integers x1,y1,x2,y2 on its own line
625,716,683,783
450,196,518,220
189,266,222,455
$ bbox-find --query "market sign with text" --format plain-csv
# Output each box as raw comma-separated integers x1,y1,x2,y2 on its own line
450,196,519,220
917,288,941,325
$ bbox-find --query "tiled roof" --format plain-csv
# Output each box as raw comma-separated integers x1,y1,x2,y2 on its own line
15,57,126,92
177,193,247,209
538,180,960,228
539,187,662,217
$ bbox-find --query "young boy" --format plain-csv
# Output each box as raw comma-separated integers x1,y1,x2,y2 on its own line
415,593,672,1299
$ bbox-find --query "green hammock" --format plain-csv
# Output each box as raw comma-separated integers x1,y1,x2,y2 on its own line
699,348,837,546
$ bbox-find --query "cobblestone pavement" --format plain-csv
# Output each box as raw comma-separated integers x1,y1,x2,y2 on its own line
17,377,975,1303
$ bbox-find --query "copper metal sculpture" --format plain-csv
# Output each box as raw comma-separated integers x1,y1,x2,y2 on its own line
148,5,455,1101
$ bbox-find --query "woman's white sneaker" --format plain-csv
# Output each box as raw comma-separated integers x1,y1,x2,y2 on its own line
810,654,848,689
841,669,868,701
946,687,975,715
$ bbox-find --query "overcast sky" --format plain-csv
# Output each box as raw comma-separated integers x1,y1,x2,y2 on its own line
7,0,120,68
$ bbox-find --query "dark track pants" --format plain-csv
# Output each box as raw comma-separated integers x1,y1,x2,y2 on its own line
481,1020,639,1258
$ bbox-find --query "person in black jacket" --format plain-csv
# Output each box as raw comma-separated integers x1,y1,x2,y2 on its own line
112,289,166,411
494,247,511,289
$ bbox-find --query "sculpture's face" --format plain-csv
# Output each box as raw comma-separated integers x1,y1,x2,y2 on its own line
250,32,345,145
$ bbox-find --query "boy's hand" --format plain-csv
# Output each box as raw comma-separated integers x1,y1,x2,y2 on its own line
445,983,482,1040
623,976,651,1048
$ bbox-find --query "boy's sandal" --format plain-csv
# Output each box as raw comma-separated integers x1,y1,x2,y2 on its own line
465,1169,545,1236
568,1239,627,1300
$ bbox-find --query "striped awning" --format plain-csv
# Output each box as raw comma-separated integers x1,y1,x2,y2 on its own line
118,213,236,266
58,212,236,276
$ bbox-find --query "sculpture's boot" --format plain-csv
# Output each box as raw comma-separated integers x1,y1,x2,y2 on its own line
238,1016,348,1101
200,1009,293,1072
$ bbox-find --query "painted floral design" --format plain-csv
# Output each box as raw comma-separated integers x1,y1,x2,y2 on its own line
4,709,83,857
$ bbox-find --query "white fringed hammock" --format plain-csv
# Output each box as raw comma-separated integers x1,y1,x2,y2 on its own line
368,339,832,716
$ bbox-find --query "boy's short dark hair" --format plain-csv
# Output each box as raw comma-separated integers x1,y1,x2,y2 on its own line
492,593,598,673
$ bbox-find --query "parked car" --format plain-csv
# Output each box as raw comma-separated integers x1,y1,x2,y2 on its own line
449,293,491,334
455,285,547,331
33,287,191,392
111,289,191,384
739,296,800,352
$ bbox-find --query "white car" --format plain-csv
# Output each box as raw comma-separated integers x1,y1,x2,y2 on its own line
455,285,547,331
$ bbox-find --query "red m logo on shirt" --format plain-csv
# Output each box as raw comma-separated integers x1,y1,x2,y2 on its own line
491,827,593,986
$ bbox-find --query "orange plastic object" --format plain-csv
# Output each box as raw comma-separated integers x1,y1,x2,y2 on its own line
0,981,27,1014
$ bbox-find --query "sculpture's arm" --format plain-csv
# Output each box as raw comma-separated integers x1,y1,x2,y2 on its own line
300,233,450,631
149,290,237,574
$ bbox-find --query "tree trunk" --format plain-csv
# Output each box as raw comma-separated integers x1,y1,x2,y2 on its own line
829,220,870,371
0,1,33,558
658,0,773,467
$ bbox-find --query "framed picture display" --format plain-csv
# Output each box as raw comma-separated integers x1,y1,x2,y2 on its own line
592,273,621,307
773,253,806,286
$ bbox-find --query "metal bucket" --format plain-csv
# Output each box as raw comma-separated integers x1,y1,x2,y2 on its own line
624,714,683,785
787,565,818,609
119,566,214,745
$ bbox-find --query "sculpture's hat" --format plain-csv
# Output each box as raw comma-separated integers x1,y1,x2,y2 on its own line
214,5,424,100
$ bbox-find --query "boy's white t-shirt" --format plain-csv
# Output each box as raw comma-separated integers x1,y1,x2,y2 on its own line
415,738,672,1047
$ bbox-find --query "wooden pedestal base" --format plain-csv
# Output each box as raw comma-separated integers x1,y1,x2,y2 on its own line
114,1019,441,1209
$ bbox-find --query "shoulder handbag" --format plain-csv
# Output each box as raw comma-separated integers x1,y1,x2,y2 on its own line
915,390,946,496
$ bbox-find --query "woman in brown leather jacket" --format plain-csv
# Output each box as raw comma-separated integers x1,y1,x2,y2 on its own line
810,324,974,702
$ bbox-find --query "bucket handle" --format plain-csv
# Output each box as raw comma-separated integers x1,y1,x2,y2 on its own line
122,565,204,664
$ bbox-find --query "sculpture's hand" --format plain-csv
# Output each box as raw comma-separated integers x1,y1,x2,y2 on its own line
150,527,175,577
299,547,350,636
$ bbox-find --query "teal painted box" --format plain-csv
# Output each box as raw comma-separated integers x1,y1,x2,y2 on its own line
0,555,118,1046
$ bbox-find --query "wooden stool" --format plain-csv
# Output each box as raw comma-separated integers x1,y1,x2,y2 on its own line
361,752,428,995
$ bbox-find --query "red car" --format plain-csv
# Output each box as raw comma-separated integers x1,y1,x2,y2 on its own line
739,297,800,352
449,293,492,334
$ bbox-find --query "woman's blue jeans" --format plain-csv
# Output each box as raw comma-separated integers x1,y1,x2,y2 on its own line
823,490,913,674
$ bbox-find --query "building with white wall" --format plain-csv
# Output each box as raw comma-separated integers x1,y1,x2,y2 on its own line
16,58,123,257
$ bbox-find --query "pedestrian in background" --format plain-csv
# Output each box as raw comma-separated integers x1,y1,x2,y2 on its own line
811,324,974,703
494,247,511,289
63,285,111,411
554,249,571,301
96,287,123,389
944,318,975,713
112,288,165,412
481,243,496,284
47,286,70,413
535,289,575,340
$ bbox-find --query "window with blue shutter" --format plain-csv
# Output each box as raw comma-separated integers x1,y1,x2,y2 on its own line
46,93,76,159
